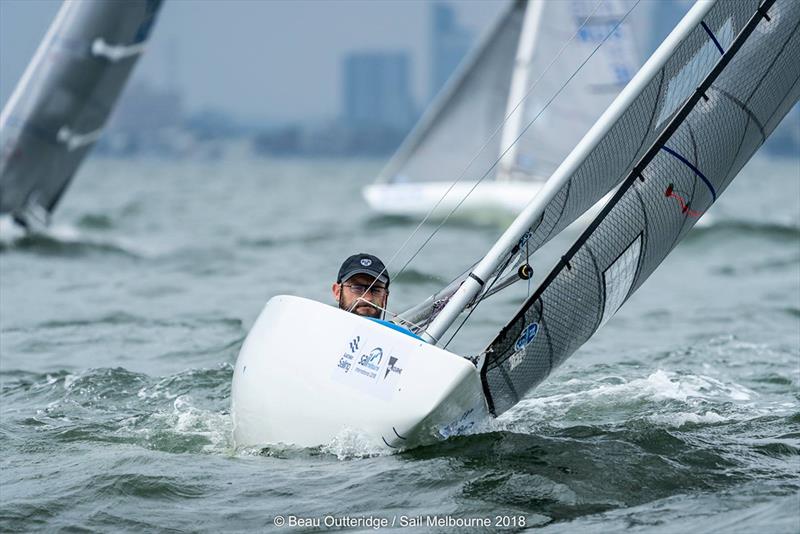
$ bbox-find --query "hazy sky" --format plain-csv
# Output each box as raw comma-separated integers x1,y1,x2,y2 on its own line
0,0,507,123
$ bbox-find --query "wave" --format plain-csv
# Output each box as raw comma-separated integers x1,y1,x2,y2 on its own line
685,219,800,242
364,211,513,230
0,220,149,258
237,230,332,249
1,365,234,455
392,267,447,286
75,213,115,230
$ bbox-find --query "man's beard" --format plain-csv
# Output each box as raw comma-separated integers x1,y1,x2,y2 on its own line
353,301,381,318
339,293,382,318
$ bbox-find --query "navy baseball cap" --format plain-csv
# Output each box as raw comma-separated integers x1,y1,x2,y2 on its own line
337,253,390,287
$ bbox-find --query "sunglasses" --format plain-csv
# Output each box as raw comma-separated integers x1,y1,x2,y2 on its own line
342,283,388,297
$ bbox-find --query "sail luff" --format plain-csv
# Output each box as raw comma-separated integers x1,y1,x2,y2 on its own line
421,0,717,344
497,0,546,182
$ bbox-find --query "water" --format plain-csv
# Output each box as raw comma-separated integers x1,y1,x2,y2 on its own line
1,154,798,532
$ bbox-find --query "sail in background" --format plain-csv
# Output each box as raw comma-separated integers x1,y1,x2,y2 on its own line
0,0,164,226
481,0,800,416
377,0,647,188
375,0,526,186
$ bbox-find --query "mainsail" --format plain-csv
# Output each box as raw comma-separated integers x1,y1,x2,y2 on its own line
0,0,164,227
480,0,799,415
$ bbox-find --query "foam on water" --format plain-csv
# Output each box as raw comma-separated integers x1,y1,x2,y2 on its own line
0,215,162,257
514,369,754,411
319,428,395,460
143,395,233,454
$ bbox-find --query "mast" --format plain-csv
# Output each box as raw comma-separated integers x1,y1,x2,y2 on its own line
496,0,545,182
421,0,717,344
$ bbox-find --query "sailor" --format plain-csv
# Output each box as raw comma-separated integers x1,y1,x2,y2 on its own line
332,253,390,319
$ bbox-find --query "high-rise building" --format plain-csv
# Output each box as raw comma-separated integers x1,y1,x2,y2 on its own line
429,2,473,101
342,52,415,130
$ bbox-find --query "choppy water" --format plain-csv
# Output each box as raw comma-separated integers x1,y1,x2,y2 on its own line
1,154,798,532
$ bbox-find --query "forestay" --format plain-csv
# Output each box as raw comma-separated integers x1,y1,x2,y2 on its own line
0,0,164,226
481,0,800,415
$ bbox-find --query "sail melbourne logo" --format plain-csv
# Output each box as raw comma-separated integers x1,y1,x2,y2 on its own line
359,348,383,371
514,323,539,352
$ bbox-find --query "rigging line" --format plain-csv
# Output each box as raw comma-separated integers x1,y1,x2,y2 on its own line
391,0,643,288
365,0,615,298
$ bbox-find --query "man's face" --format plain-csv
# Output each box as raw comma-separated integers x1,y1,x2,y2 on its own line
332,274,389,318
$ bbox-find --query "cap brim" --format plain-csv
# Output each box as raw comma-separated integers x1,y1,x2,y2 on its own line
339,268,390,286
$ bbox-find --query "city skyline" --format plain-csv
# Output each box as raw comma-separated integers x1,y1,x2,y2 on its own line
0,0,505,125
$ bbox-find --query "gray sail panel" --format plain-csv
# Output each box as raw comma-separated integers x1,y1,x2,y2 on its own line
0,0,164,221
481,0,800,416
376,1,525,185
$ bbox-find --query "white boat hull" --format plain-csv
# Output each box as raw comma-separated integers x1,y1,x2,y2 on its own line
232,295,489,450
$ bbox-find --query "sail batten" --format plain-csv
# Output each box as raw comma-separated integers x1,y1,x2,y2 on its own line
481,0,800,416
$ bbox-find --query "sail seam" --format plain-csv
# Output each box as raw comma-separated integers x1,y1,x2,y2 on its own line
762,72,800,128
683,124,702,237
632,69,668,173
585,246,605,335
722,16,799,181
660,146,717,201
712,86,766,139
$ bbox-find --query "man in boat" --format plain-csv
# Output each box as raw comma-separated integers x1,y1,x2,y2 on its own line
333,253,390,319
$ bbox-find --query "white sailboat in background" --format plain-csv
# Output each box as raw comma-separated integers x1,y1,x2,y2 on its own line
0,0,164,231
363,0,648,221
233,0,800,450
